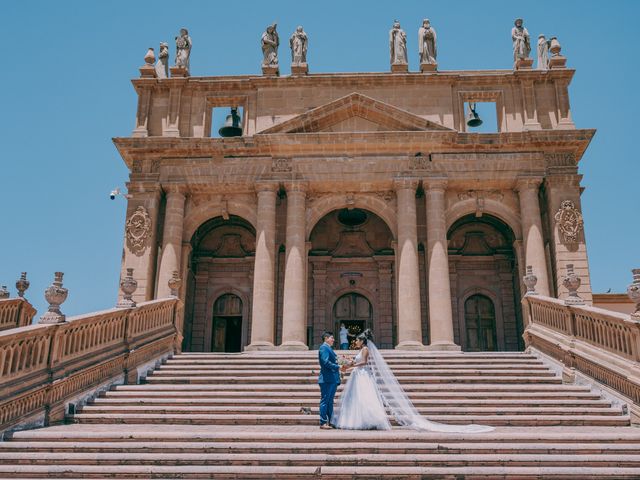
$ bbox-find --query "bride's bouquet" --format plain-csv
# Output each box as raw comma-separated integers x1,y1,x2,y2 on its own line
337,355,354,381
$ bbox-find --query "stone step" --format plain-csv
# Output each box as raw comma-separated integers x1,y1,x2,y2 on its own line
2,451,640,468
162,359,549,370
5,440,640,455
1,464,639,479
11,424,640,444
93,397,611,407
107,383,596,394
70,413,631,427
78,405,623,416
102,389,603,400
144,375,563,384
152,367,556,376
176,352,540,359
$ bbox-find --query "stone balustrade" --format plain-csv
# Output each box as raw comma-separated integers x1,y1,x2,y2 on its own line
0,299,36,332
0,298,180,435
523,294,640,421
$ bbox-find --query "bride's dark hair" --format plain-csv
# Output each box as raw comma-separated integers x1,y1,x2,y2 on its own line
357,329,374,346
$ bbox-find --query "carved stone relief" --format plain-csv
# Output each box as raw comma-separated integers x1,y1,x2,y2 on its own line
271,158,292,172
125,206,152,256
554,200,584,244
408,155,433,171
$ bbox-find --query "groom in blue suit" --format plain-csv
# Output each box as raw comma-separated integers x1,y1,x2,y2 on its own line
318,331,341,429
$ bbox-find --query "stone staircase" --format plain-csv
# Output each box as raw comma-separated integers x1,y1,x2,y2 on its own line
1,350,640,478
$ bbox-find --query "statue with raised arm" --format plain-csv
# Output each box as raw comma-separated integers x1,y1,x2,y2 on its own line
389,21,408,65
418,19,437,65
262,23,279,67
511,18,530,64
537,34,550,70
175,28,192,72
155,42,169,78
289,26,308,65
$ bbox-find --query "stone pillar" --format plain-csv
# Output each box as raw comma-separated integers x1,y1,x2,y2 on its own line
516,177,551,297
119,184,162,303
424,178,460,351
544,174,592,303
280,183,308,350
157,188,186,298
393,179,424,350
246,183,278,350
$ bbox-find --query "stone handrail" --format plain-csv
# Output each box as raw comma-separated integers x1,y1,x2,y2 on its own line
0,299,36,332
523,294,640,420
0,298,179,434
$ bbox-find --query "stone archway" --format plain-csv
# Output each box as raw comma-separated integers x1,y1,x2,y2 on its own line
308,208,395,348
183,215,255,352
447,214,523,351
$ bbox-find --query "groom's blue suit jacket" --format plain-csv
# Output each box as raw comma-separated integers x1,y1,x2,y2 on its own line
318,343,341,384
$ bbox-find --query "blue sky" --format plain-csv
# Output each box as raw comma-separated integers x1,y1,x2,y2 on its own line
1,1,637,317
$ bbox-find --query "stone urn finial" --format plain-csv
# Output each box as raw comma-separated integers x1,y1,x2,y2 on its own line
16,272,29,298
549,37,562,56
40,272,68,324
523,265,538,295
117,268,137,308
144,47,156,66
627,268,640,316
168,271,182,297
0,285,9,299
563,264,584,305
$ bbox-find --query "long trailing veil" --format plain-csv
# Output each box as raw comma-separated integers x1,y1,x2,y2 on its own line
367,341,494,433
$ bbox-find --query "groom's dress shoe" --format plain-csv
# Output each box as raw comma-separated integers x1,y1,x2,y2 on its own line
319,424,332,430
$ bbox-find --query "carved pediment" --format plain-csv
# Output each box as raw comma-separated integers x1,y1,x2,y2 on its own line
259,92,453,134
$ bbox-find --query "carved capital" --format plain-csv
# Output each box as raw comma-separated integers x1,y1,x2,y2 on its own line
283,181,308,194
163,184,188,195
254,181,280,194
515,176,544,192
393,177,420,191
423,176,448,192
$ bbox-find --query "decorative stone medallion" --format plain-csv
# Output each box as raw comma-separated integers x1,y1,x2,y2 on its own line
271,158,292,172
126,206,152,256
554,200,584,244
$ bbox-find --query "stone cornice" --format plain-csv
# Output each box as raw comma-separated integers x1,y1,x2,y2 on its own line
131,68,576,91
113,129,595,169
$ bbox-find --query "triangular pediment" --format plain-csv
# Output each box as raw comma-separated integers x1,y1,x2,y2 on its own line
259,92,453,134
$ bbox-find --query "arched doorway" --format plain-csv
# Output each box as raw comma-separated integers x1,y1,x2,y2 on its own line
447,214,523,351
464,294,497,352
333,293,372,349
184,215,255,352
212,294,243,352
308,208,395,348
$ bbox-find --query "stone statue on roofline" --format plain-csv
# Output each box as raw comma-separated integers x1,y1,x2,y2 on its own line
290,26,308,65
512,18,531,65
262,23,280,67
389,20,408,66
418,18,437,65
537,34,550,70
155,42,169,78
175,28,192,72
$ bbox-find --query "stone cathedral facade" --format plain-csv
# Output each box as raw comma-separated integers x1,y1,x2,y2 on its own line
116,58,593,353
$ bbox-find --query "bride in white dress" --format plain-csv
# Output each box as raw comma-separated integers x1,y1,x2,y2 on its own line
333,329,493,433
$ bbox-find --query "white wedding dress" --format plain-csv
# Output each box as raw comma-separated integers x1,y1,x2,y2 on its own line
333,342,494,433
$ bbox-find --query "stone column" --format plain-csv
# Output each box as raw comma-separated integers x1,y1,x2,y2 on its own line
280,182,308,350
516,177,551,297
424,178,460,351
157,188,186,298
246,183,279,350
394,179,424,350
